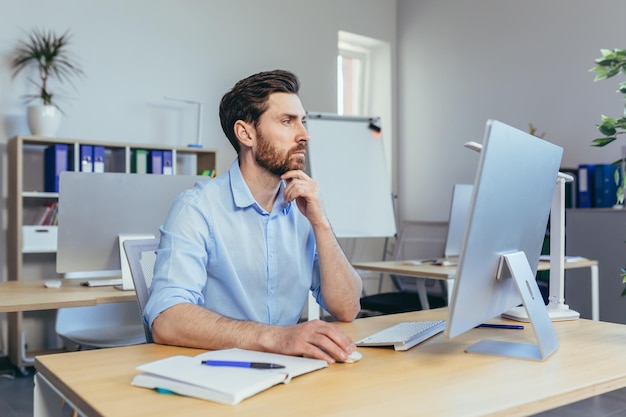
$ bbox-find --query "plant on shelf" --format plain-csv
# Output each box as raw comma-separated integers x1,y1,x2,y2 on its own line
10,28,84,136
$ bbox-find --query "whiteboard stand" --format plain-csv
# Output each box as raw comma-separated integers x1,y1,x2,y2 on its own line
306,113,397,313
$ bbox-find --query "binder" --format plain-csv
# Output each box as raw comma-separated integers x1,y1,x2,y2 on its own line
593,164,621,208
162,150,173,175
148,150,163,174
80,145,93,172
560,167,578,208
577,164,594,208
93,146,105,173
44,143,69,192
131,149,149,174
68,145,93,172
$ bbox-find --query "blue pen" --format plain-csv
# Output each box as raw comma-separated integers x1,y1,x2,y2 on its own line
201,360,286,369
476,323,524,330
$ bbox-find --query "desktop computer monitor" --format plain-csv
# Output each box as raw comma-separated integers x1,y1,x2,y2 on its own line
56,172,206,282
443,184,473,259
444,120,563,361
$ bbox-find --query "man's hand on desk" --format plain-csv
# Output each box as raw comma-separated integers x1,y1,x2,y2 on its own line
267,319,357,364
152,304,356,365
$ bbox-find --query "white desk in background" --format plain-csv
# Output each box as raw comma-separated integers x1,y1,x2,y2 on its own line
353,258,599,321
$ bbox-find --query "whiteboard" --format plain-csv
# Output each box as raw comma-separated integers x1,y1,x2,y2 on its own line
306,113,396,238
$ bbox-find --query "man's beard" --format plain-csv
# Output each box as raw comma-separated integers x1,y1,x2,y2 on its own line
255,130,306,176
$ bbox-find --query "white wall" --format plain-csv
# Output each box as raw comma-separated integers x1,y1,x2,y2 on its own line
397,0,626,221
0,0,397,271
0,0,396,350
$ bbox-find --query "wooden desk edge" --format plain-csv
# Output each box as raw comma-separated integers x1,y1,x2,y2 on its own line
0,279,137,313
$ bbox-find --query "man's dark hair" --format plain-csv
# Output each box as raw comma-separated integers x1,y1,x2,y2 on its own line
219,69,300,153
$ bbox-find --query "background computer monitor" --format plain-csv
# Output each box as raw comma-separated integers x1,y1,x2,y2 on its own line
443,184,473,259
444,120,563,361
57,172,206,276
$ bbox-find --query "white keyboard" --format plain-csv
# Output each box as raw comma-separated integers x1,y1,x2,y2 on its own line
80,278,123,287
356,320,446,351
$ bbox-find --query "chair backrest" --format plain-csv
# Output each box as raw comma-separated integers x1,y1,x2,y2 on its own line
123,237,160,343
55,302,146,348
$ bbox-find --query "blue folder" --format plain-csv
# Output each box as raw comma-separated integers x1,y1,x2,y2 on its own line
93,146,105,173
162,150,173,175
593,164,620,208
80,145,93,172
149,150,163,174
44,144,69,192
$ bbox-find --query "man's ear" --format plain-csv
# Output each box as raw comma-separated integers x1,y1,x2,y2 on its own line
234,120,254,149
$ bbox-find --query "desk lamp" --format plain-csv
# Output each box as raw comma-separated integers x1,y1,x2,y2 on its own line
464,141,579,321
164,96,204,148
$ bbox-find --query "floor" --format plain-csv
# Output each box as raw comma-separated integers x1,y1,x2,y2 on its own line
2,361,626,417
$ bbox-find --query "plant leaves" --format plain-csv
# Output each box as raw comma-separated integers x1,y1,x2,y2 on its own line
592,137,617,146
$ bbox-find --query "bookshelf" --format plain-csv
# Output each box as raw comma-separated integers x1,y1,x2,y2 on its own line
6,135,217,369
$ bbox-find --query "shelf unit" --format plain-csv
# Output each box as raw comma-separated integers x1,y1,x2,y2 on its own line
6,135,217,369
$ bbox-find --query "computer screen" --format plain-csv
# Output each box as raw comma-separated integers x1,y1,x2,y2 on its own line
56,172,206,276
443,184,473,259
444,120,562,361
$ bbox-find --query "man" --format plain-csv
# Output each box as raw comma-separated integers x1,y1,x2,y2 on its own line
144,69,363,363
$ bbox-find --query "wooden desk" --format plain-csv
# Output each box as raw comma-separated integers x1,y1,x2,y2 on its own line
0,279,136,313
0,279,137,369
353,259,600,320
34,309,626,417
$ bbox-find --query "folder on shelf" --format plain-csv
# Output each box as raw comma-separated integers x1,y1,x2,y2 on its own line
80,145,93,172
34,202,57,225
593,163,620,208
560,167,578,208
577,164,594,208
149,150,163,174
131,348,327,405
162,150,173,175
44,144,69,192
93,146,105,173
131,149,149,174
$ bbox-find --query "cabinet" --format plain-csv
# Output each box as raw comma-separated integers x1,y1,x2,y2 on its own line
6,135,217,368
565,208,626,324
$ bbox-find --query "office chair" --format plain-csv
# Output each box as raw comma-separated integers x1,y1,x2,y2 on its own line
123,237,160,343
55,304,146,350
359,221,448,316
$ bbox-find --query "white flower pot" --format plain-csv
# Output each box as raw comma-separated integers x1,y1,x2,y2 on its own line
27,105,62,137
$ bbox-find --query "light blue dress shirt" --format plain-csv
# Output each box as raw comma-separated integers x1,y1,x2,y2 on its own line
144,160,324,330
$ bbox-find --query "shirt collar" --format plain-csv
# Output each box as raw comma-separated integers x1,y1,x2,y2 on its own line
229,159,292,215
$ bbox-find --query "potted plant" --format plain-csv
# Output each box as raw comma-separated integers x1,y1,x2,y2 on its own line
590,48,626,294
590,49,626,204
10,28,84,137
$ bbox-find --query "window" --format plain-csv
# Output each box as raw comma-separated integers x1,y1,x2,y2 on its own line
337,47,368,116
337,31,393,181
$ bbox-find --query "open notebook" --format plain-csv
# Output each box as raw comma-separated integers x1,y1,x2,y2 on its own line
132,348,328,405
